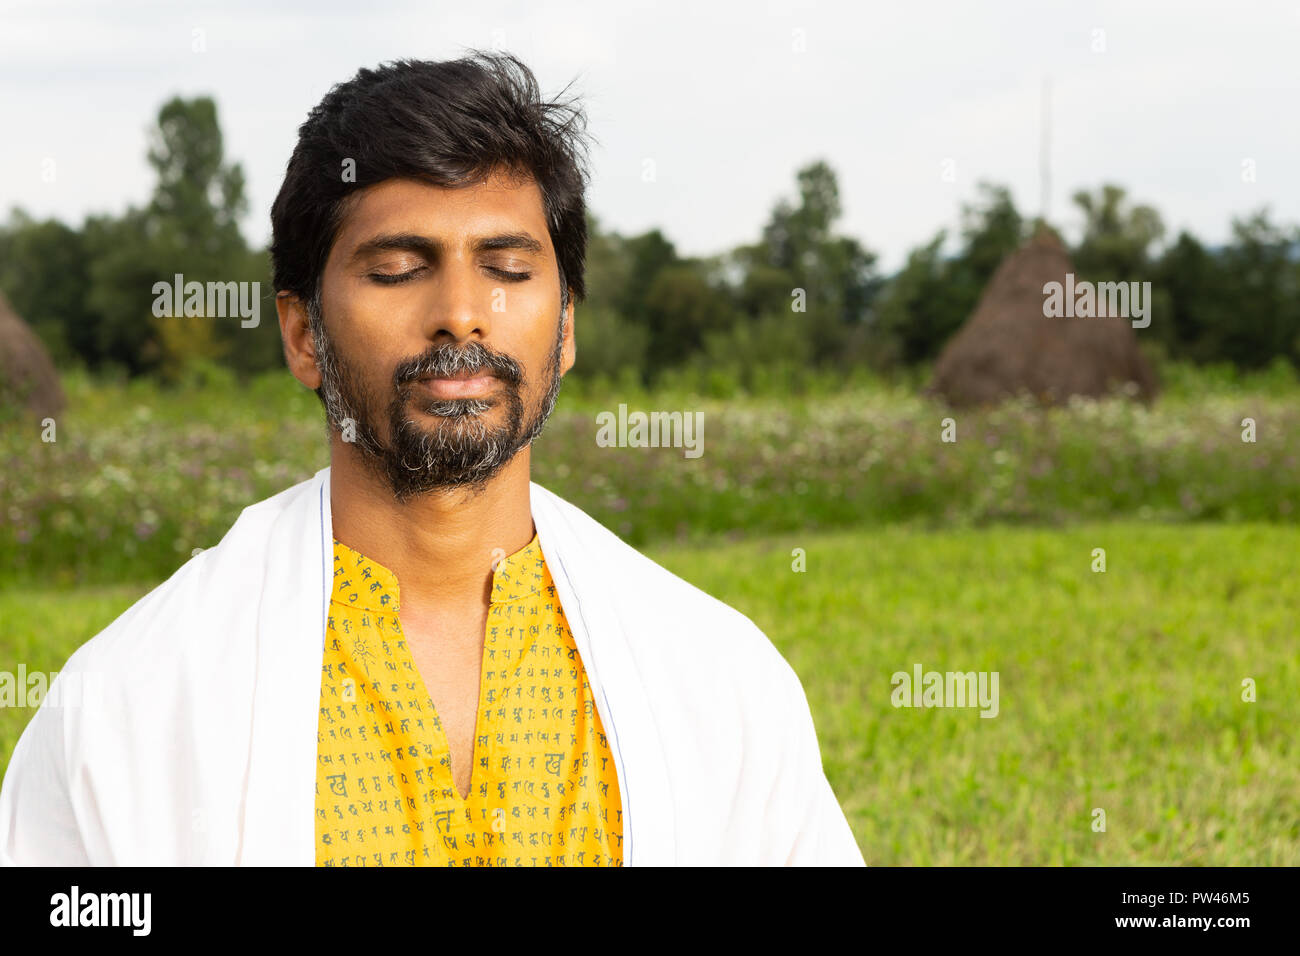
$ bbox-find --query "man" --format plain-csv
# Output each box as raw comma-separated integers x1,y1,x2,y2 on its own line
0,52,864,866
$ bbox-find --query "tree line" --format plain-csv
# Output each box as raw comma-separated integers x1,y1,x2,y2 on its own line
3,96,1297,390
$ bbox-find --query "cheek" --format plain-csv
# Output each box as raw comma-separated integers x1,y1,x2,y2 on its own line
322,298,404,384
524,329,563,384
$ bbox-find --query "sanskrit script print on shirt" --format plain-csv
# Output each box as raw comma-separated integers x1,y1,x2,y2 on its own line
315,532,624,866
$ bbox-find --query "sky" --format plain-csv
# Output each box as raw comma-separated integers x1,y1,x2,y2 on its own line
2,0,1297,273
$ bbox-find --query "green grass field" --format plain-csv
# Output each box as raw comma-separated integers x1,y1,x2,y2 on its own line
4,520,1295,865
650,521,1299,865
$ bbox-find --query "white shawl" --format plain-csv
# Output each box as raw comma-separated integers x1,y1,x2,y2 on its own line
0,467,864,866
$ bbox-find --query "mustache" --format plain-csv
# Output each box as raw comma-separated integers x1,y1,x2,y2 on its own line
393,341,523,389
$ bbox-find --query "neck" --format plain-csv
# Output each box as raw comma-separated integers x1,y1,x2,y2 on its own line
328,438,535,614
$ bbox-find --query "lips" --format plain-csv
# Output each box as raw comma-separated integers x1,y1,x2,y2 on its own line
414,370,498,400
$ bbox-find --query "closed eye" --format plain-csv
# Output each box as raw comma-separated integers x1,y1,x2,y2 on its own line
487,267,532,282
368,267,426,285
367,266,532,284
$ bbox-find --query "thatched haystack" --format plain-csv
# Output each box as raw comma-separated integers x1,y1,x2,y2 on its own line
0,289,66,421
927,228,1158,407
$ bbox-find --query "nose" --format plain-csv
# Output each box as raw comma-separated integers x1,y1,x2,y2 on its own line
419,253,490,345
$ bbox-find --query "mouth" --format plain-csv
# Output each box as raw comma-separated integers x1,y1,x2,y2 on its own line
413,370,499,400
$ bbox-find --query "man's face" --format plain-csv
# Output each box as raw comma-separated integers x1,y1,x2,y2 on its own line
303,171,575,500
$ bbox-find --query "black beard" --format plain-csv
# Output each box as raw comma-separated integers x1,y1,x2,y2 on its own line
309,308,565,502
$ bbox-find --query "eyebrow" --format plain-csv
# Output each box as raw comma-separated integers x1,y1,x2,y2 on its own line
348,231,545,263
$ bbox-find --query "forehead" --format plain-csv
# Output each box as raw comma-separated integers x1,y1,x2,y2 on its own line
331,171,552,254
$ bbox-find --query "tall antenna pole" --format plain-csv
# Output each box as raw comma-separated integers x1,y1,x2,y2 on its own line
1039,75,1051,226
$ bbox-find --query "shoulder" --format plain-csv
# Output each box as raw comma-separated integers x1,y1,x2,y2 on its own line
60,472,318,676
531,482,803,696
530,483,856,864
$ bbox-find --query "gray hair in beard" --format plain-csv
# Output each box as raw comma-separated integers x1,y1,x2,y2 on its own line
306,289,568,500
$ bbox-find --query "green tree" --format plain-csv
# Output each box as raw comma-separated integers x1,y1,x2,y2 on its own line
1071,183,1164,280
870,231,962,366
730,160,881,366
0,210,94,364
870,182,1026,366
1153,209,1300,368
1155,231,1228,362
81,208,164,374
147,96,248,259
957,183,1024,285
613,229,678,330
80,95,260,377
1215,211,1300,367
641,264,739,372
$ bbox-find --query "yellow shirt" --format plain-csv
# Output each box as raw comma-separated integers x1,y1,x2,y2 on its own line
314,531,623,866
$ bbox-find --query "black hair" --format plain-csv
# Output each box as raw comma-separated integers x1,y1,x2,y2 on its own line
270,50,592,317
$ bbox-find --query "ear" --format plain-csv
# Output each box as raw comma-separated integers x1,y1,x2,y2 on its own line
560,291,576,376
278,291,322,390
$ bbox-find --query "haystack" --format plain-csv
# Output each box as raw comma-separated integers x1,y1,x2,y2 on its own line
927,227,1158,407
0,288,66,421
